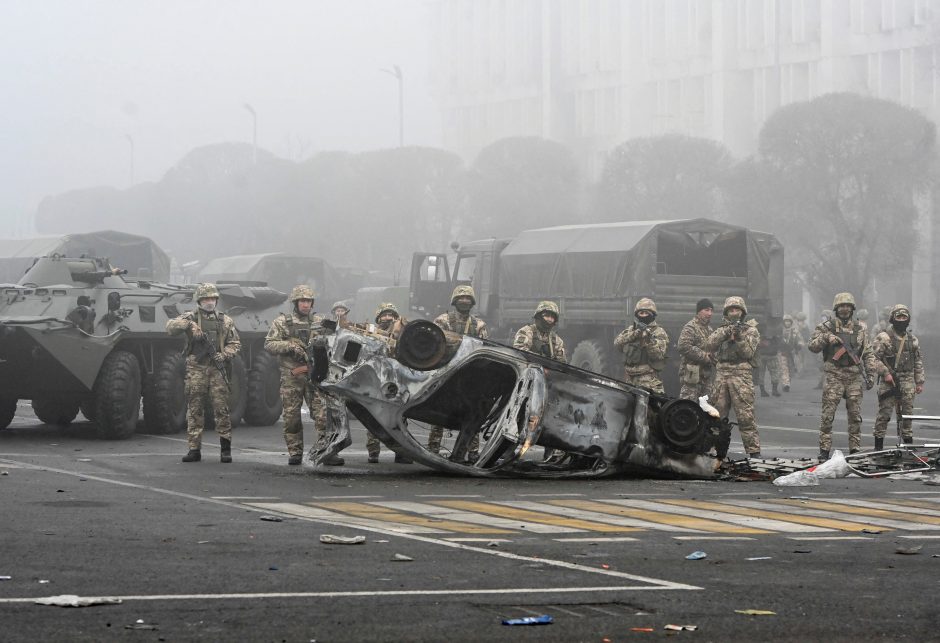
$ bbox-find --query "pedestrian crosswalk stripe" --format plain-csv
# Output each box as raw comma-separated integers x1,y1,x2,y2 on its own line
878,497,940,512
548,499,767,534
774,499,940,527
809,498,940,518
499,500,702,533
731,500,929,531
245,502,447,534
609,499,822,533
433,500,636,533
311,502,516,534
658,499,886,533
371,501,575,533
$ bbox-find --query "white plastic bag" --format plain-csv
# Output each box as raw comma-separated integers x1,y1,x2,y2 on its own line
813,450,851,479
772,470,820,486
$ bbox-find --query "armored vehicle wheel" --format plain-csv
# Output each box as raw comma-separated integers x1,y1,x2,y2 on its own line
92,350,142,440
570,339,610,376
142,351,186,434
79,398,96,422
0,397,16,430
31,398,80,426
244,350,282,425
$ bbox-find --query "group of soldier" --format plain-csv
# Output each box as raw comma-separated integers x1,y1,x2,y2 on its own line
166,281,925,467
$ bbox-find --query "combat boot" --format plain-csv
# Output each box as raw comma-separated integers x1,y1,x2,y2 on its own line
367,453,379,464
874,437,884,451
182,449,201,463
748,451,762,460
818,450,830,463
288,454,303,466
903,436,914,445
783,385,790,392
772,384,780,397
220,438,232,463
759,385,769,397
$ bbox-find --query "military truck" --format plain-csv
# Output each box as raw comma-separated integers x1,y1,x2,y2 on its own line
409,218,784,394
0,255,286,437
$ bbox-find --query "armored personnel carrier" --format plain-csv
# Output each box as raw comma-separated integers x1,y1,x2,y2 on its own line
0,255,286,438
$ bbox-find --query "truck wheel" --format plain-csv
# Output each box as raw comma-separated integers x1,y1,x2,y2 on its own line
79,398,96,422
31,398,80,425
92,350,142,440
244,350,282,426
229,355,247,428
570,340,610,375
142,351,186,434
0,397,17,430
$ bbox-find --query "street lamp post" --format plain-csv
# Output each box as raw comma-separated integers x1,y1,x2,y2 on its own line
381,65,404,147
243,103,258,164
124,134,135,186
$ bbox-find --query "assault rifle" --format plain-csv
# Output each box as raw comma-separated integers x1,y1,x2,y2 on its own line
192,333,231,389
823,318,872,389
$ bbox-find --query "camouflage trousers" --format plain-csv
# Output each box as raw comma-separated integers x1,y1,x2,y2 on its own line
818,368,864,453
367,432,382,457
622,367,665,395
280,367,326,457
711,364,761,454
427,426,480,455
754,354,781,387
679,371,714,403
185,362,231,450
777,354,791,388
873,374,917,441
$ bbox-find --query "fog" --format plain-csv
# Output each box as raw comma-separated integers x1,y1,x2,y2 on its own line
0,0,439,234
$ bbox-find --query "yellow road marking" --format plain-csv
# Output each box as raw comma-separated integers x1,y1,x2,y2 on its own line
774,499,940,526
661,499,890,532
310,502,516,534
434,500,638,532
550,499,767,534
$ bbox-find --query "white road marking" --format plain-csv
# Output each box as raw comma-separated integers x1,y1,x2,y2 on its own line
891,491,940,495
553,537,639,543
211,496,281,500
372,501,579,533
444,538,513,543
672,536,756,541
603,498,830,533
310,495,384,500
497,500,702,533
815,498,940,518
0,458,701,591
517,493,585,497
416,494,483,498
734,500,940,531
788,536,873,541
897,535,940,539
248,502,446,534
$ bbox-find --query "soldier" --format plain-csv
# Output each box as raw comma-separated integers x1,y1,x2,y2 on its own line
427,286,489,458
778,314,804,392
871,304,926,450
513,301,567,363
614,297,669,394
677,298,715,401
370,303,411,464
331,301,350,325
876,305,893,335
793,311,809,373
754,330,783,397
166,283,241,463
703,296,762,459
807,292,883,461
264,285,343,466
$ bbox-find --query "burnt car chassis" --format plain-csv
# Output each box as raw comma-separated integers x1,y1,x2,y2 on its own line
308,320,730,479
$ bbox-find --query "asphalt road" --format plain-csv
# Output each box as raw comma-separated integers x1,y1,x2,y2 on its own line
2,368,940,642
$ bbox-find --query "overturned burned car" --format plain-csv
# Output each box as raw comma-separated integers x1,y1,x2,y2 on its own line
310,320,730,479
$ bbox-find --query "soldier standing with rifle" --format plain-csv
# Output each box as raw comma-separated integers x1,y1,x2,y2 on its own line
677,298,715,401
871,305,925,450
779,314,803,391
808,292,884,461
614,297,669,394
264,285,343,466
167,283,241,463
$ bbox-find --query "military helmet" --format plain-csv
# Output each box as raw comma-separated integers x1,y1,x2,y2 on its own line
723,296,747,315
374,302,400,322
880,305,893,319
451,285,476,306
290,285,316,302
783,314,793,323
832,292,856,310
890,304,911,321
194,283,219,300
634,297,657,314
856,308,869,321
794,311,807,321
331,300,349,314
534,300,560,319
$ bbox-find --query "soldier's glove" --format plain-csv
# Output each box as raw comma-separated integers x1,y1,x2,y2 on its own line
212,353,226,370
291,346,307,361
865,377,875,391
290,364,309,377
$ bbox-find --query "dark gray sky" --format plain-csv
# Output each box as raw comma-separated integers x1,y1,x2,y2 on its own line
1,0,439,235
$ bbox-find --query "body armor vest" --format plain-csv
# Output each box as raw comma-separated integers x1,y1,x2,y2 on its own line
189,311,225,360
448,311,479,337
883,332,916,372
823,326,859,368
285,315,313,344
716,325,748,363
530,328,555,359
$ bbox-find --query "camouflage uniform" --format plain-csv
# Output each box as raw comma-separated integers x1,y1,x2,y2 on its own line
778,314,804,389
793,311,809,373
808,293,884,458
614,298,669,394
703,296,761,457
264,285,328,463
872,305,925,446
428,286,489,456
166,283,241,457
368,303,412,463
754,332,782,396
677,311,714,401
513,301,567,363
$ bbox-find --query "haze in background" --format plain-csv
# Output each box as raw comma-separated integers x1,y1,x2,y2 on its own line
0,0,439,235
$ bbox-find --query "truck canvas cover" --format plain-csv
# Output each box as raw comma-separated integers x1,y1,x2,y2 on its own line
198,253,339,301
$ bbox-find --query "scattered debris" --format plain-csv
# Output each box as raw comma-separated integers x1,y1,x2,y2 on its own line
664,624,698,631
77,458,92,462
197,540,211,544
374,540,390,543
685,551,707,560
735,609,776,616
630,627,655,632
125,619,158,631
487,541,500,548
745,557,772,561
601,564,610,569
773,470,820,487
259,515,283,522
861,529,883,534
392,553,414,562
38,580,49,584
319,534,366,545
0,575,11,581
793,550,812,554
502,615,553,626
269,566,279,571
35,595,123,607
896,545,923,555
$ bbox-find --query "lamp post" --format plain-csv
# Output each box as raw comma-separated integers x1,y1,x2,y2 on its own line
243,103,257,164
381,65,404,147
124,134,135,186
